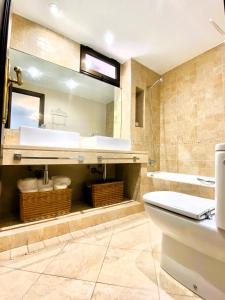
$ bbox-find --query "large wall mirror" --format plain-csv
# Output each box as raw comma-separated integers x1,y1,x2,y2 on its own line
8,49,122,138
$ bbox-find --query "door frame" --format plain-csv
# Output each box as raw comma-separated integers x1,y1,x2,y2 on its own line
0,0,11,144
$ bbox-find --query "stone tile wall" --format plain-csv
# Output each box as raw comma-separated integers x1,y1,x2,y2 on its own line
11,14,80,71
157,43,225,199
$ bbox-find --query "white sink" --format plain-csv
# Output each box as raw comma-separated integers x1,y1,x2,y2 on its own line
81,136,131,151
19,126,80,148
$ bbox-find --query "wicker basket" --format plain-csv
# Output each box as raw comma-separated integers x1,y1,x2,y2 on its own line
20,188,72,222
88,181,124,208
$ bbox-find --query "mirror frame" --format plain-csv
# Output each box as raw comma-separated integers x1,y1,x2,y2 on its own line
7,87,45,128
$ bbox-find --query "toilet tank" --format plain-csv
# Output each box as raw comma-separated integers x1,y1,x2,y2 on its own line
215,143,225,230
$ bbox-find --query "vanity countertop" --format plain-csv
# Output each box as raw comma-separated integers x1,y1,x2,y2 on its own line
3,144,147,154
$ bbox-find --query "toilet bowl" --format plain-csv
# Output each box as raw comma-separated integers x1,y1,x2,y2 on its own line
144,144,225,300
144,192,225,299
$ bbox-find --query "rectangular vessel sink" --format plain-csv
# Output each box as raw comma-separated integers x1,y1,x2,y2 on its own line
81,136,131,151
20,126,80,148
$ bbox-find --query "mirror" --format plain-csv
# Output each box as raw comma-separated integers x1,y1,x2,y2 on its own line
8,49,122,138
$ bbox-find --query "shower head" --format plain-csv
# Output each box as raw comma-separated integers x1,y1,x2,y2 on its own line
148,77,163,89
209,18,225,37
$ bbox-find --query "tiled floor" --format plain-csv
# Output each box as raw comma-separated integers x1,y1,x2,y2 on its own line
0,213,201,300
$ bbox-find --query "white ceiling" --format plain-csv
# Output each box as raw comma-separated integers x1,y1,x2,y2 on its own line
13,0,225,74
9,49,116,104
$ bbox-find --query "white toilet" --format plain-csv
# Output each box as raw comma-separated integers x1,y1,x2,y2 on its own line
144,144,225,300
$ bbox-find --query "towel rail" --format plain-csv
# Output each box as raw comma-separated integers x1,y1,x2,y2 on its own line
13,153,84,163
97,155,140,162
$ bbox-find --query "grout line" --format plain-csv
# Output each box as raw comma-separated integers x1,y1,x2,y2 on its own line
1,241,68,271
20,241,69,298
153,253,161,300
95,280,160,293
21,270,42,299
90,229,114,300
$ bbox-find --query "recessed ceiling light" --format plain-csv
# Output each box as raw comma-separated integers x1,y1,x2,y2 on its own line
27,67,42,79
65,79,79,90
104,31,114,46
49,3,61,17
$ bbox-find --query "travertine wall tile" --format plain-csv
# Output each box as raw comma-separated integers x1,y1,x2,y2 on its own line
131,60,161,172
120,60,132,139
160,43,225,198
11,14,80,71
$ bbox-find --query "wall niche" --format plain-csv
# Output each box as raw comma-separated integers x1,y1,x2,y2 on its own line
135,87,144,128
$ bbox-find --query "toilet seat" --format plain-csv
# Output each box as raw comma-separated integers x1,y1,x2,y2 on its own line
144,191,215,220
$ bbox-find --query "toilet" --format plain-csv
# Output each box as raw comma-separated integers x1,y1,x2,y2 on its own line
144,144,225,300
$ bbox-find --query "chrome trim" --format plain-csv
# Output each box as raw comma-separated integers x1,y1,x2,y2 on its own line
97,155,140,162
13,153,84,163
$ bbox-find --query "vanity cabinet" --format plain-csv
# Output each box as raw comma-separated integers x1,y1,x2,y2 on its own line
2,145,148,165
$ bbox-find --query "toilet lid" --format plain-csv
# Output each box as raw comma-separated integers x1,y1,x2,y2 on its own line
144,191,215,220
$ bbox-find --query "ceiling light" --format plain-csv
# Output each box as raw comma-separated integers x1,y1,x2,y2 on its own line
49,3,61,17
104,32,114,46
65,79,78,90
27,67,42,79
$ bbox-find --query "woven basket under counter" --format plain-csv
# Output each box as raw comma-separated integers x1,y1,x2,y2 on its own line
20,188,72,222
90,181,124,208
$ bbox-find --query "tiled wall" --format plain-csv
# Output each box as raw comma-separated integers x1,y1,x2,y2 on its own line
156,43,225,199
160,44,225,176
11,14,80,71
120,60,132,139
131,60,161,172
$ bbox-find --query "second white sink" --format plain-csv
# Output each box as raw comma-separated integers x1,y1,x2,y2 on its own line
81,136,131,151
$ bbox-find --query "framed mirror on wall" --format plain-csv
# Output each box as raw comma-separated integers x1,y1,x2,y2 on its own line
7,87,45,129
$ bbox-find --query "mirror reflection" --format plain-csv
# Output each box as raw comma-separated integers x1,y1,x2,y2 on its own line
8,49,122,138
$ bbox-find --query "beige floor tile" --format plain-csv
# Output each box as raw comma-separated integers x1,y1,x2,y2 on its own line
159,290,201,299
0,266,39,299
98,248,158,291
2,244,63,273
153,253,194,297
71,230,85,239
43,242,107,281
148,219,162,253
113,216,148,234
92,283,159,300
28,241,45,253
43,237,60,247
11,245,28,259
109,223,151,251
0,250,11,262
23,274,95,300
75,227,113,247
58,232,73,243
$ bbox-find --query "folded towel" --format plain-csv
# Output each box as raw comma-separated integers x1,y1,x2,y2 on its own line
54,183,68,190
52,176,71,186
17,178,38,192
